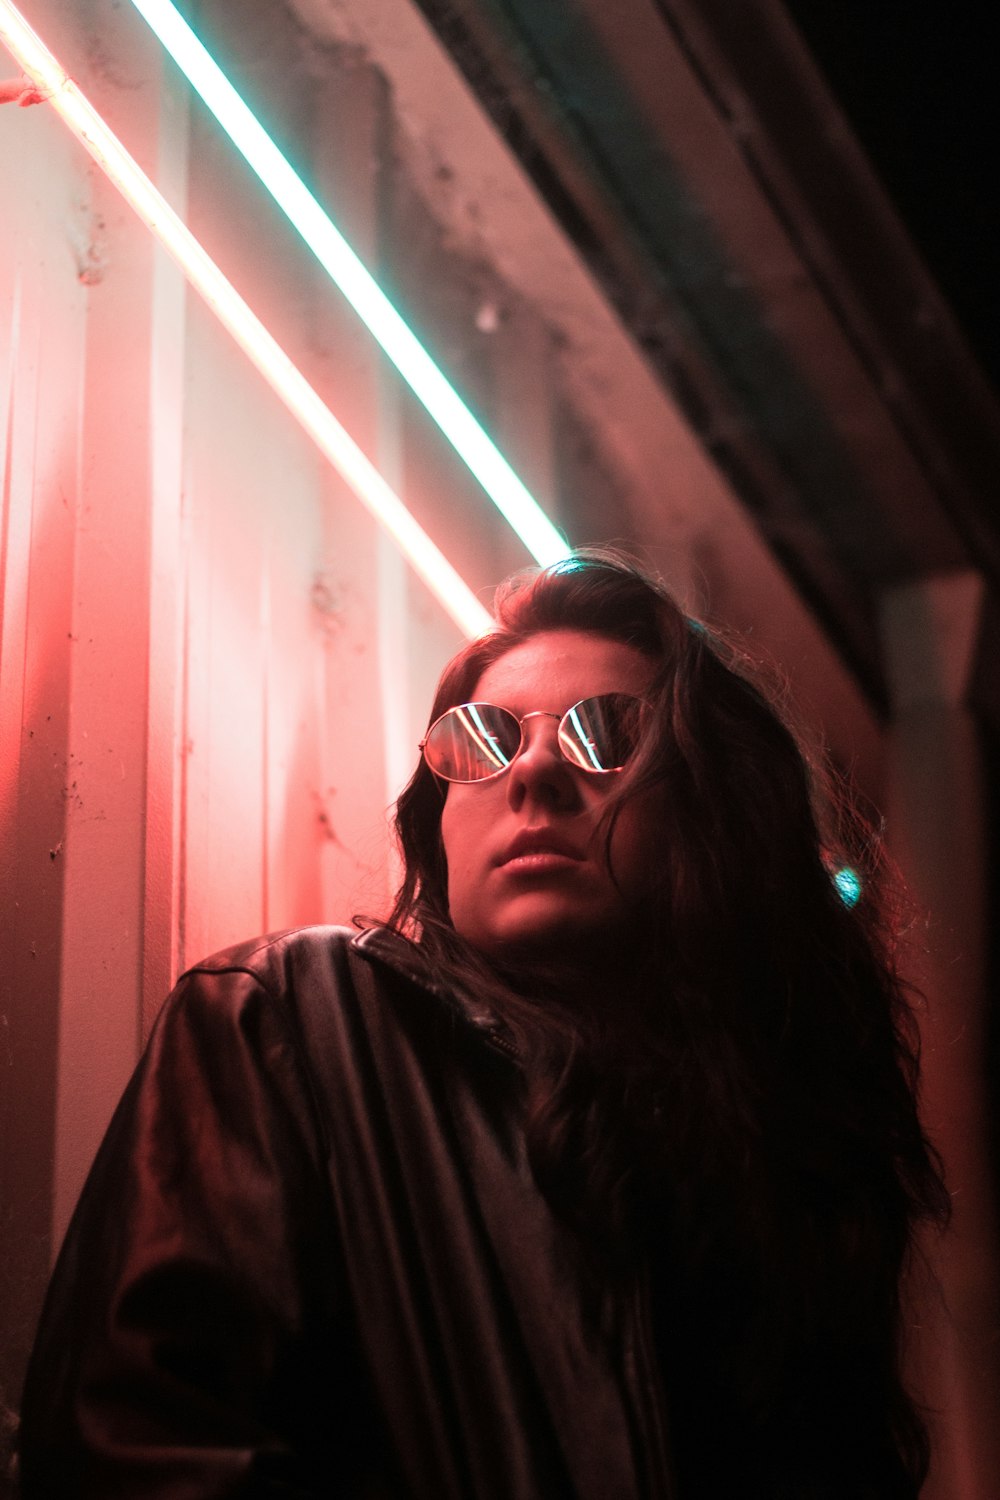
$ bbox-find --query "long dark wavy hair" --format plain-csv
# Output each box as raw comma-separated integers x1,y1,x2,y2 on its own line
378,550,948,1498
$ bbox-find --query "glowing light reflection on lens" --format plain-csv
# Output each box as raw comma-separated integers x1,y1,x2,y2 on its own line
455,704,516,772
564,704,604,771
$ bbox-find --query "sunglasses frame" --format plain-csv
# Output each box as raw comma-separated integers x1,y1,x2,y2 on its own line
420,693,648,784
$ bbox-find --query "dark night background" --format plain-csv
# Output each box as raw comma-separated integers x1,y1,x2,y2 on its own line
786,3,999,395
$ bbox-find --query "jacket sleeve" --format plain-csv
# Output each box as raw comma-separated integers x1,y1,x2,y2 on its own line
18,965,352,1498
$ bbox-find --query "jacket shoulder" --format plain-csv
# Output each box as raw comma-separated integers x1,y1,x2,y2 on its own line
182,923,358,979
172,924,512,1060
151,927,369,1048
178,925,435,1008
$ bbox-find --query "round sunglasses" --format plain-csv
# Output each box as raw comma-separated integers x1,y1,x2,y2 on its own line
420,693,648,783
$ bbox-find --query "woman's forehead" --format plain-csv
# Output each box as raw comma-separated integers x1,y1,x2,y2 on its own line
470,629,655,709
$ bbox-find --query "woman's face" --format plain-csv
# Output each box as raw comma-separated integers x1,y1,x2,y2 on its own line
439,629,659,969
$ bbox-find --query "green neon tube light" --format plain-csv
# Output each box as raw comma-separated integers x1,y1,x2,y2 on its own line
127,0,570,570
0,0,495,639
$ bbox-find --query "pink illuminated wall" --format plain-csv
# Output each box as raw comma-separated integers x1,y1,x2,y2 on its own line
0,0,466,1418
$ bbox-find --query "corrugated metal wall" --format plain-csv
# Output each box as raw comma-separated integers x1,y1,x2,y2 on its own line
0,0,465,1410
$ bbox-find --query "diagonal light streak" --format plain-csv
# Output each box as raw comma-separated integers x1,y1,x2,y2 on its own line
0,0,495,638
126,0,570,570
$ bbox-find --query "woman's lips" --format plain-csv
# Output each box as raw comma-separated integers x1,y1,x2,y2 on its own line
496,829,585,867
500,852,583,879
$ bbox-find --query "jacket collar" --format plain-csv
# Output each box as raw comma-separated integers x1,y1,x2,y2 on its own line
350,926,518,1056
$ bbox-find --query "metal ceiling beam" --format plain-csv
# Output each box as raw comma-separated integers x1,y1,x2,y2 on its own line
406,0,1000,721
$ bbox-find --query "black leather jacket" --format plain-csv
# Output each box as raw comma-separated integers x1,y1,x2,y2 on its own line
19,926,674,1498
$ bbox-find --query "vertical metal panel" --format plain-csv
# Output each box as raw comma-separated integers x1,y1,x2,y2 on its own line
52,174,153,1244
0,7,90,1406
881,576,1000,1500
142,64,190,1030
306,59,396,930
178,310,272,965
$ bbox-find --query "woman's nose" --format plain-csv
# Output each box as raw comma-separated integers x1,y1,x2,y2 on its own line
505,716,582,810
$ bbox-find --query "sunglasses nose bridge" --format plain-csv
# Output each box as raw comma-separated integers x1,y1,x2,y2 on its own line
514,710,563,760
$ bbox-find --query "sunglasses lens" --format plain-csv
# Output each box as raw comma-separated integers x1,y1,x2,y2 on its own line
558,694,646,772
423,703,522,781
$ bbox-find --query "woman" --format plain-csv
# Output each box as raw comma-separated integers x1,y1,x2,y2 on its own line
19,552,947,1497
